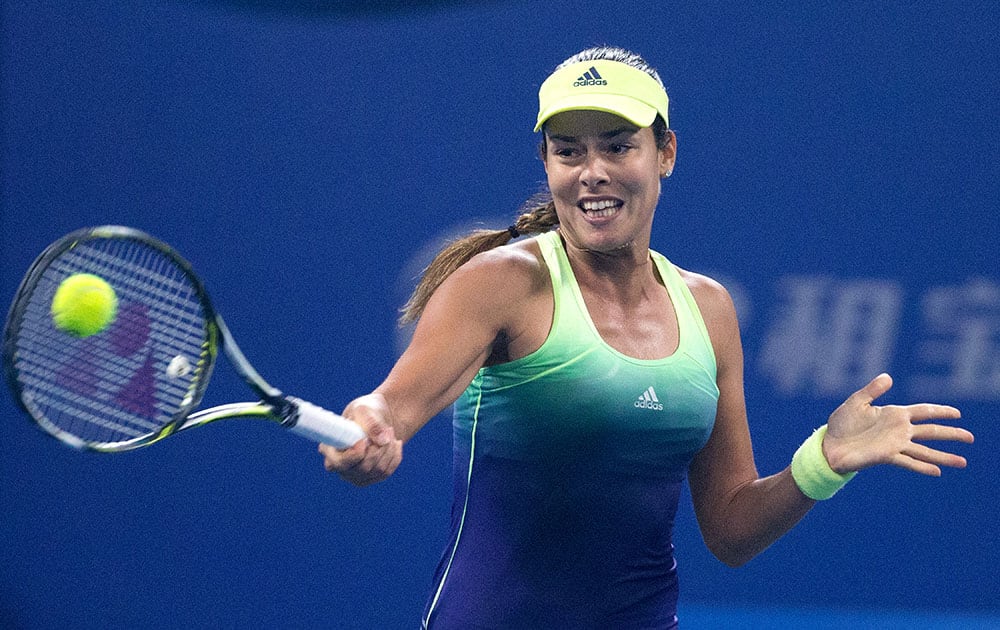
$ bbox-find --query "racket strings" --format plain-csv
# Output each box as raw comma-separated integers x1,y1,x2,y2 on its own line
11,236,212,446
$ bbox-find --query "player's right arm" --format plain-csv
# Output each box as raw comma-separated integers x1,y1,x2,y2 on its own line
319,243,546,485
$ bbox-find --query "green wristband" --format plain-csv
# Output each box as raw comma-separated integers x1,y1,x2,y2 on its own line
791,425,857,500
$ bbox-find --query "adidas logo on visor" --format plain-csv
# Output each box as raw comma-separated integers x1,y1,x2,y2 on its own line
573,66,608,87
634,386,664,411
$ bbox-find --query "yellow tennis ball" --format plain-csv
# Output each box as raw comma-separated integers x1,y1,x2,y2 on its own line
51,273,119,337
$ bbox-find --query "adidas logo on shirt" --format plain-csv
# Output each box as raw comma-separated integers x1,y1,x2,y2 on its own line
573,66,608,87
634,386,664,411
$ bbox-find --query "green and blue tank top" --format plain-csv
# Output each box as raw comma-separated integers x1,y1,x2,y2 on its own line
422,230,720,629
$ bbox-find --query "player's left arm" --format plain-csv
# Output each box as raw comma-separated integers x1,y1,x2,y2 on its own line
684,273,813,567
685,272,974,568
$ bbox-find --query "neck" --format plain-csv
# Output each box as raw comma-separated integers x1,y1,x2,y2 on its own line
560,230,649,268
560,235,657,298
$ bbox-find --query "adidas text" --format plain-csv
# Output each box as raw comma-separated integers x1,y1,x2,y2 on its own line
634,399,664,410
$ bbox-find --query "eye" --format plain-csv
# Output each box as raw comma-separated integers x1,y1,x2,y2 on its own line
553,146,579,159
608,143,632,155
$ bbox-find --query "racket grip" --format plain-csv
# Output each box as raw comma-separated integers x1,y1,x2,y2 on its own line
287,397,366,448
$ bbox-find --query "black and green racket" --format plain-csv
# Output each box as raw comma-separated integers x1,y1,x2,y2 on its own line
3,225,365,452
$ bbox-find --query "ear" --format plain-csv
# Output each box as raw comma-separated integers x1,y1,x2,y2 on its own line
659,130,677,178
539,138,550,174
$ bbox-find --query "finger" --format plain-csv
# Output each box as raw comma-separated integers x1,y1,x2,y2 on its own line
338,444,399,487
911,423,975,444
852,373,893,405
377,439,403,476
365,439,403,478
902,442,969,470
367,421,395,447
349,411,395,447
903,403,962,423
320,436,367,460
891,452,942,477
319,439,367,472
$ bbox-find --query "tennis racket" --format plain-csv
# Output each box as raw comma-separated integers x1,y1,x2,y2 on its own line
3,225,366,453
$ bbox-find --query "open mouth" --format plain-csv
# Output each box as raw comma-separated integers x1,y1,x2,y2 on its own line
580,199,622,218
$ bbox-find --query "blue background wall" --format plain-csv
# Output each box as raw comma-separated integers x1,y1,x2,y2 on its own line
2,1,998,628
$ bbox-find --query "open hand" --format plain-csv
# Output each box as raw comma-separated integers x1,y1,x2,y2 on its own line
822,373,974,476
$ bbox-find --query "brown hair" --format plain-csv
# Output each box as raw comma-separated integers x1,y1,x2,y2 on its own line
398,196,559,323
398,46,667,324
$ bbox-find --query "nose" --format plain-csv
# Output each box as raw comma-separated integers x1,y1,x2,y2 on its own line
579,153,610,188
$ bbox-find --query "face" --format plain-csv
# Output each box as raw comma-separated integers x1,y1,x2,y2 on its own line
543,110,675,259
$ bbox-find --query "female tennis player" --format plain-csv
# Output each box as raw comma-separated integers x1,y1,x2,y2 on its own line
319,46,974,629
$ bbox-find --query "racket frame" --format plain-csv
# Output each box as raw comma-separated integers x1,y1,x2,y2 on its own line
3,225,329,452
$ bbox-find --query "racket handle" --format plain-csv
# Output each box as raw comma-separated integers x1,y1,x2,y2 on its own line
286,397,366,448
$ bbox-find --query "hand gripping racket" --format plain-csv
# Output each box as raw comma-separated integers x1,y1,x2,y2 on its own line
3,225,366,452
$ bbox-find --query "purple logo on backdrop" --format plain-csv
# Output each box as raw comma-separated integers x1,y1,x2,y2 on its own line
110,302,151,357
109,302,156,417
56,300,158,418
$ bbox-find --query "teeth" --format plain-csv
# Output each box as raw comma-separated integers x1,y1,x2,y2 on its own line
581,200,620,215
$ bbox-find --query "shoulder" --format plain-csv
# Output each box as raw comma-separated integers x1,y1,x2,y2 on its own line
461,236,545,273
676,267,736,319
675,266,742,357
428,237,550,321
450,237,548,291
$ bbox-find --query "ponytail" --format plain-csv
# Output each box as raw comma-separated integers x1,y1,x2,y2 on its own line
399,195,559,324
